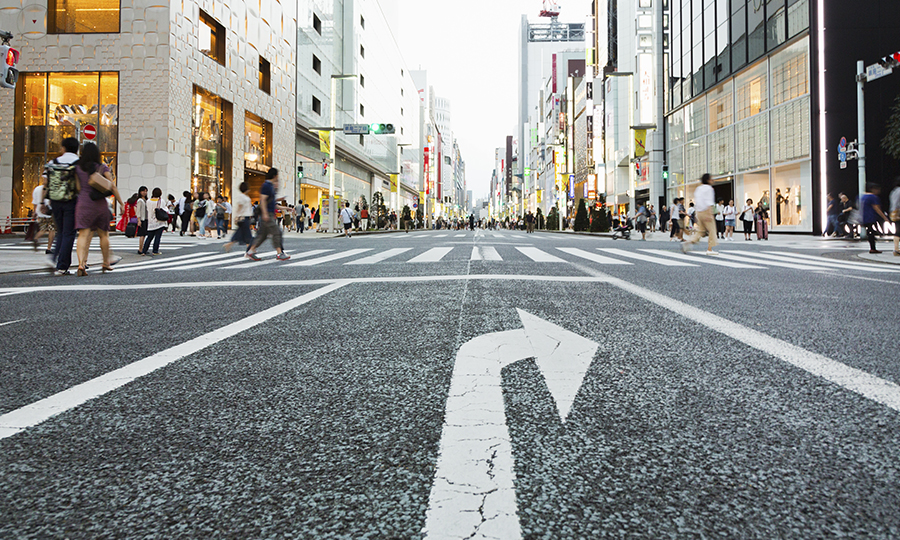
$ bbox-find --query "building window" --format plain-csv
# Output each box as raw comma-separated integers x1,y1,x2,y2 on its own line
401,88,404,97
401,107,404,116
360,15,365,29
192,86,233,201
312,96,321,115
199,10,225,66
259,57,270,94
770,37,809,106
313,14,322,35
360,103,365,116
313,55,322,75
244,111,273,195
48,0,120,34
12,72,119,218
360,45,365,58
360,74,365,87
735,60,767,121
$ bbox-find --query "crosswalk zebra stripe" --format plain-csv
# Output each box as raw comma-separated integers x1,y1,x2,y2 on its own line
286,248,373,267
220,249,331,269
760,251,900,273
114,251,216,269
408,247,454,263
695,252,814,270
471,246,502,261
639,249,764,269
157,251,285,271
516,246,565,262
722,250,889,273
455,234,467,237
557,247,633,265
345,248,412,265
598,248,697,267
115,251,243,273
434,234,448,238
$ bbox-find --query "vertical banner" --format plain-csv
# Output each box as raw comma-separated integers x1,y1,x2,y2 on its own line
634,129,647,158
390,174,399,193
423,146,430,194
319,131,331,154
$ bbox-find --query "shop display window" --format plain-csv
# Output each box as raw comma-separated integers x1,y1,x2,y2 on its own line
771,162,810,228
735,61,767,121
739,170,771,214
49,0,120,34
244,111,273,197
191,86,232,201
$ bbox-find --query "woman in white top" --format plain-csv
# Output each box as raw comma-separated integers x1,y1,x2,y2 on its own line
714,200,725,239
740,198,755,241
723,200,736,241
224,182,253,252
142,187,167,256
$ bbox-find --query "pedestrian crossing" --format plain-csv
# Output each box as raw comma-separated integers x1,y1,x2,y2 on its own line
0,235,203,253
102,245,900,276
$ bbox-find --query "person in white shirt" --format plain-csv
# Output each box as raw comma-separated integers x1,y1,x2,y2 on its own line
340,201,355,238
740,199,755,241
224,182,253,252
682,174,718,254
714,200,725,239
723,199,736,241
31,183,55,252
889,183,900,256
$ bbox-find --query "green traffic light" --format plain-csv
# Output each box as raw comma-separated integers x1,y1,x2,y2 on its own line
370,123,380,133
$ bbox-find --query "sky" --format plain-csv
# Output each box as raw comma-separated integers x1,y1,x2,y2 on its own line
396,0,590,200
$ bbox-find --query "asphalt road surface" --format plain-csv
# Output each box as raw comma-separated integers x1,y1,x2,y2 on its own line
1,230,899,539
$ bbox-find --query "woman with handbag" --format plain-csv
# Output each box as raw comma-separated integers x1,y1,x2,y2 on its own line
116,194,137,234
135,186,148,253
74,142,123,276
142,187,167,256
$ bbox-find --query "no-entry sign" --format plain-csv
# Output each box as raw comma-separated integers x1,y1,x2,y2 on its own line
83,124,97,140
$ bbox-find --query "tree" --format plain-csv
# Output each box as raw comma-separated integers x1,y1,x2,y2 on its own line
371,192,387,228
590,196,610,232
546,206,559,230
883,94,900,161
574,199,590,231
536,207,545,230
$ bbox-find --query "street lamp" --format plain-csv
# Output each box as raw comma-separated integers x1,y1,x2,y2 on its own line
310,73,356,233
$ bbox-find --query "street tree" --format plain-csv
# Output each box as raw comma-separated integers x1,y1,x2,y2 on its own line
547,206,559,229
574,199,590,231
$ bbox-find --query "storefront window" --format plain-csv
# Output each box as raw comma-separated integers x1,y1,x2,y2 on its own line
49,0,120,34
735,61,767,121
192,86,232,201
684,98,707,141
771,38,809,106
738,170,771,214
243,111,272,199
707,81,733,132
772,161,810,228
12,72,118,218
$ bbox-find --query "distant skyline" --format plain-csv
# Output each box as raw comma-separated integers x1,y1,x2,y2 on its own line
397,0,589,199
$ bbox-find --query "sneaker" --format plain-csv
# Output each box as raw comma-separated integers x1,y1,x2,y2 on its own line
276,252,291,261
55,269,71,276
245,252,261,261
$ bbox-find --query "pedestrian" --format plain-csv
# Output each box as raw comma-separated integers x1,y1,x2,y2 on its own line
142,188,167,256
825,193,840,237
167,194,177,232
245,168,291,261
755,201,769,240
740,198,755,241
116,193,137,235
714,199,725,239
312,206,320,231
31,179,55,253
74,141,123,275
889,181,900,256
44,137,80,275
193,192,209,237
340,201,355,237
686,202,696,229
724,199,736,241
635,201,649,241
223,196,232,232
402,204,412,233
296,201,305,233
135,186,148,254
838,193,854,238
682,174,717,254
660,205,669,233
360,205,369,231
526,210,535,233
649,205,657,232
224,182,253,252
178,191,193,236
859,183,891,254
669,199,682,241
214,195,227,239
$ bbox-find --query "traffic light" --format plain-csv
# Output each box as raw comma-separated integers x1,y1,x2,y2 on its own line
369,123,395,135
662,165,669,181
297,163,304,180
322,159,328,176
0,45,19,89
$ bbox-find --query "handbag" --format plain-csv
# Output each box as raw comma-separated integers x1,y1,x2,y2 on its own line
125,221,137,238
154,200,169,221
88,171,113,201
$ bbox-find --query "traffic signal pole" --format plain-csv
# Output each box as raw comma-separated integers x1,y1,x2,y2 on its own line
857,60,866,197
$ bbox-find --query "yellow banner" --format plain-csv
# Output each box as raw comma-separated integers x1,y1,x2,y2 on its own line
390,174,399,193
319,131,331,154
634,129,647,158
536,189,542,204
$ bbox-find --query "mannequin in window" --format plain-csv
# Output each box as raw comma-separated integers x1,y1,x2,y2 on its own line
775,188,784,225
784,187,793,225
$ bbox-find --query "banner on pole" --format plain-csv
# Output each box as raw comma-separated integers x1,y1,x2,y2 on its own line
390,174,399,193
319,131,331,154
634,129,647,158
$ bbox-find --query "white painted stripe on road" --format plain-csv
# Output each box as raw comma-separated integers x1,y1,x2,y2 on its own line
599,248,697,267
0,283,348,440
761,251,900,273
702,251,816,271
286,248,373,267
345,248,412,265
469,246,481,261
722,250,898,273
455,234,466,237
220,250,330,269
114,252,241,273
408,247,454,263
516,246,566,262
576,265,900,415
0,319,26,328
434,234,448,238
557,247,633,265
114,251,215,269
639,249,764,269
493,233,505,238
199,250,297,268
470,246,502,261
156,251,279,271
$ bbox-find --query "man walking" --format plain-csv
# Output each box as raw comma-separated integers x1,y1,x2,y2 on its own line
859,183,890,254
245,168,291,261
340,202,354,237
178,191,192,236
45,137,80,275
682,174,718,254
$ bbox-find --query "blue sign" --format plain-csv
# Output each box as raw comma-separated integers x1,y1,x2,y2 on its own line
343,124,370,135
568,175,575,199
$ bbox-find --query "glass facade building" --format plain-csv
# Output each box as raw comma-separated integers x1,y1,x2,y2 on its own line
667,0,812,231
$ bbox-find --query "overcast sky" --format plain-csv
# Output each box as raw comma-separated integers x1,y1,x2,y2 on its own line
397,0,589,200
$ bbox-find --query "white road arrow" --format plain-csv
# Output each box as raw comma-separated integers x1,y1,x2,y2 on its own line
424,309,600,540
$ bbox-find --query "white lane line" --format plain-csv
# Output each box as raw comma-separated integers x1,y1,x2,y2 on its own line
0,319,26,328
114,252,242,273
156,251,279,271
345,248,412,265
285,248,372,267
434,234,448,238
557,247,633,265
576,264,900,415
493,234,506,238
762,251,900,273
455,234,466,238
639,249,764,269
470,246,503,261
700,251,817,271
516,246,566,262
114,251,216,269
0,283,347,440
812,271,900,286
470,246,482,261
220,249,330,269
408,247,454,263
722,250,896,273
201,250,298,268
599,248,697,267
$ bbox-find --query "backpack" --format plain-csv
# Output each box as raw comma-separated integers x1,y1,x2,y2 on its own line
195,200,207,218
46,159,79,202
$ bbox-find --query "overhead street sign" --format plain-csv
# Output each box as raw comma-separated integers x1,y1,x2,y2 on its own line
343,124,370,135
866,63,893,83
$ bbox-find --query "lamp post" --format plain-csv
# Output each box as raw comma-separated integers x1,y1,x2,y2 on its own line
311,74,356,233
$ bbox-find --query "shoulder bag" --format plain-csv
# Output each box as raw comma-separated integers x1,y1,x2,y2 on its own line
154,199,169,221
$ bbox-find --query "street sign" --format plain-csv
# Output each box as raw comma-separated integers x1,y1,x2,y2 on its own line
838,137,847,169
343,123,370,135
83,124,97,140
866,63,893,82
425,309,599,539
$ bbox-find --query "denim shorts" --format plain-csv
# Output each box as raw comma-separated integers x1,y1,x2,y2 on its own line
725,219,735,227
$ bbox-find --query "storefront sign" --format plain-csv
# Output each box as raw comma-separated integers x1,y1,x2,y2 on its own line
83,124,96,140
245,160,270,174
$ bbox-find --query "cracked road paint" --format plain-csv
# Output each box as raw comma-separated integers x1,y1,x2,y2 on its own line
423,311,600,539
